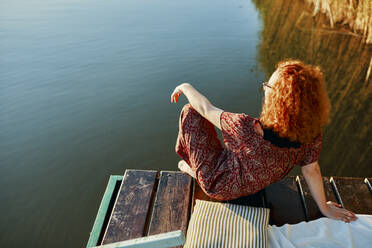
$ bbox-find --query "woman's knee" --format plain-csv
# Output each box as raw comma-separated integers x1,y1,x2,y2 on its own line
179,103,200,121
181,103,195,114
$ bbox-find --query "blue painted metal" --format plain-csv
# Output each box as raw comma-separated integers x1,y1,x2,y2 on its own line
87,175,123,247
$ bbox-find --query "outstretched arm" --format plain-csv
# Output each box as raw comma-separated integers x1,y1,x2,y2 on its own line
301,161,357,223
171,83,223,130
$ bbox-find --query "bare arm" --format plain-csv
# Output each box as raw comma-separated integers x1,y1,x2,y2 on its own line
171,83,223,130
301,161,327,211
301,161,357,222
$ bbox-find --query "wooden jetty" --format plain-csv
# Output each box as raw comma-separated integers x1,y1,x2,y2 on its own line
86,169,372,247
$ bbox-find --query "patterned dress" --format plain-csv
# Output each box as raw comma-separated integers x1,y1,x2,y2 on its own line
175,104,322,201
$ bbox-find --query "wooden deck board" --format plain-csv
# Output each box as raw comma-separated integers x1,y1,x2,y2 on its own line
88,171,372,246
101,170,158,245
147,171,193,248
331,177,372,214
264,176,305,226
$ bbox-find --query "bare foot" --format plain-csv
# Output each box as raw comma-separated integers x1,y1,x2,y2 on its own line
178,160,196,179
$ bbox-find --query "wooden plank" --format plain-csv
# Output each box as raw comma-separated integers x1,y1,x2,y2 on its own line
102,170,158,245
298,176,338,221
87,175,123,247
86,172,372,247
93,230,185,248
264,176,305,226
331,177,372,214
147,171,193,247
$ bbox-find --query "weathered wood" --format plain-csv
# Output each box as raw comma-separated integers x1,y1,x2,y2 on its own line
264,176,305,226
102,170,158,245
147,171,193,248
298,176,338,222
88,171,372,247
331,177,372,214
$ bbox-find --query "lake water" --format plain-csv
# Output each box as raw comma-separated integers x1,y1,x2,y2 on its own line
0,0,370,247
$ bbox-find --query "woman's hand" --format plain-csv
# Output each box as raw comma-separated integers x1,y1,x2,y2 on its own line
171,83,190,103
320,201,358,223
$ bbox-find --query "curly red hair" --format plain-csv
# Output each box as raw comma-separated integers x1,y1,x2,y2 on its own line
259,59,331,144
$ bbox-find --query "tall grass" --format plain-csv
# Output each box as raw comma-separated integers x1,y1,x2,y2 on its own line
252,0,371,177
305,0,372,44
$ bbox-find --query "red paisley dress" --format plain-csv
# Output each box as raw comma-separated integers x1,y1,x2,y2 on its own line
175,104,322,201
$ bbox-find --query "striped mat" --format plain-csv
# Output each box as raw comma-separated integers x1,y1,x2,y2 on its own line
184,199,270,248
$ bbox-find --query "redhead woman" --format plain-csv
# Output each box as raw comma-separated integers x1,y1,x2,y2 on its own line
171,59,357,223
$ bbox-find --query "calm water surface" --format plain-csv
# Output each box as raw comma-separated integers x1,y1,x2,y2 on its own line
0,0,370,247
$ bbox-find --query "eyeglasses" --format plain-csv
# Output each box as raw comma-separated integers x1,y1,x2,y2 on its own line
259,81,272,93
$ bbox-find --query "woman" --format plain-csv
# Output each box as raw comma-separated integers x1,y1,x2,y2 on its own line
171,59,357,223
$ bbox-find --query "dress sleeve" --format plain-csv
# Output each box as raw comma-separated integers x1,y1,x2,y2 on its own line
299,133,323,166
220,111,254,152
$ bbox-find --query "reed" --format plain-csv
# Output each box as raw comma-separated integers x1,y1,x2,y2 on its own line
252,0,371,177
305,0,372,44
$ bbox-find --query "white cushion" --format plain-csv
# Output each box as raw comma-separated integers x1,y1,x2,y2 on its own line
184,199,270,248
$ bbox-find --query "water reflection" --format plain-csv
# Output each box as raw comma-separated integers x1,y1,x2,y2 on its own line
253,0,371,176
